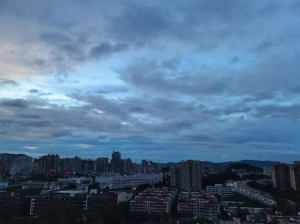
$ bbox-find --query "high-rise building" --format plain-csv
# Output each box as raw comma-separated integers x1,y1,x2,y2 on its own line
180,160,202,190
108,163,114,173
38,154,60,175
95,157,109,173
141,159,148,167
111,151,122,173
81,159,95,174
123,158,133,173
170,166,181,188
289,161,300,190
271,162,290,190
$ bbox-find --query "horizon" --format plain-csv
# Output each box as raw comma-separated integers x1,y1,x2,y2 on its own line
0,0,299,163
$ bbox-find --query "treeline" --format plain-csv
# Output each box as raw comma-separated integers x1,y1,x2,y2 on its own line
226,163,263,173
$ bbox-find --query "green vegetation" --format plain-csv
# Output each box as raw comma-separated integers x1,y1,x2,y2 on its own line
202,173,241,188
88,182,100,192
136,183,153,191
226,163,263,173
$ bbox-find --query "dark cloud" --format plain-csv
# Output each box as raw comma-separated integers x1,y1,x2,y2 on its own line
89,42,128,59
0,80,18,87
29,89,39,94
0,99,28,108
40,32,72,44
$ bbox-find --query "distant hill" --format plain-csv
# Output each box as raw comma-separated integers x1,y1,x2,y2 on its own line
234,160,275,167
0,153,30,158
202,160,275,167
226,163,263,173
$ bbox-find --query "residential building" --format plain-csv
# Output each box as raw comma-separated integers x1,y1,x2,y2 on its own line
0,184,22,207
170,166,181,188
180,160,202,190
38,154,60,175
95,173,163,189
31,159,39,174
142,160,148,167
206,184,233,198
177,190,219,218
271,162,291,190
130,187,177,214
111,151,122,173
95,157,109,173
81,159,95,174
10,156,33,175
29,190,117,215
123,158,133,173
289,161,300,190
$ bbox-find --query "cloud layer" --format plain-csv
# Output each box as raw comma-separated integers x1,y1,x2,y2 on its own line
0,0,299,162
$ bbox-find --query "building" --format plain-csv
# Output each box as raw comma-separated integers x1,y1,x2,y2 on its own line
111,151,122,173
271,162,291,190
10,156,33,175
130,187,177,214
29,190,118,216
0,184,22,207
38,154,60,175
180,160,202,190
95,173,163,189
32,159,39,174
263,167,272,177
206,184,233,198
123,158,133,173
170,166,181,188
142,160,148,167
95,157,109,173
177,190,219,218
81,159,95,175
289,161,300,190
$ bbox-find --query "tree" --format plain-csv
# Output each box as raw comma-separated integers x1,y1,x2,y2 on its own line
88,182,100,193
136,184,152,191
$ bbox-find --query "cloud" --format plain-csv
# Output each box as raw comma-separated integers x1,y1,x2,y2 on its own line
0,99,29,108
89,42,128,59
22,146,39,150
0,79,18,87
74,144,94,148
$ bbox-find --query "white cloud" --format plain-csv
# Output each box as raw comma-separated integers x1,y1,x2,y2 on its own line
74,144,94,148
22,146,39,150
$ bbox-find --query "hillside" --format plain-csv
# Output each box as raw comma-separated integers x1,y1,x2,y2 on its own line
226,163,263,173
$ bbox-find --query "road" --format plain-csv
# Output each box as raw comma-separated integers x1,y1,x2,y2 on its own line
226,181,276,207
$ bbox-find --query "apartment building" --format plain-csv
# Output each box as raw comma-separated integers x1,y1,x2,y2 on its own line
177,191,219,218
180,160,202,190
38,154,60,175
0,184,22,207
170,166,181,188
289,161,300,190
271,162,291,190
130,187,177,214
95,173,163,189
29,190,117,216
206,184,233,198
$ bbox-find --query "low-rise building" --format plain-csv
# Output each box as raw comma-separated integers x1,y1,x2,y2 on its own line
0,184,22,207
95,173,163,189
130,187,177,214
206,184,233,198
29,190,117,216
178,190,220,218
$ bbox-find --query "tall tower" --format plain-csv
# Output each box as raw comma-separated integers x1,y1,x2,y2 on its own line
271,162,291,190
111,151,122,173
180,160,202,190
289,161,300,190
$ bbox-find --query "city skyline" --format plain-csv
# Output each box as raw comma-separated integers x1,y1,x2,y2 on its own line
0,1,300,162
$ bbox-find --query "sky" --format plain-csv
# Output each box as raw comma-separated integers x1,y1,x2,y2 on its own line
0,0,300,163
